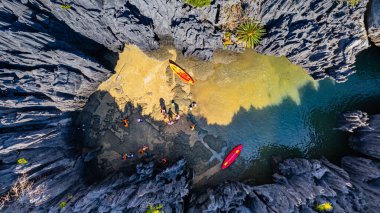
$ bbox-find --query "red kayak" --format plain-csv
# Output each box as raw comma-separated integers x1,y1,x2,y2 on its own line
222,144,243,170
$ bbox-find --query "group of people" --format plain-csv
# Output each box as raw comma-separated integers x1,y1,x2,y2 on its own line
160,100,182,125
122,144,167,165
119,99,198,162
160,99,197,130
122,144,148,160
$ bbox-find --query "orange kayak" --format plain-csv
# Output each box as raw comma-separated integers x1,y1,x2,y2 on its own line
169,60,194,85
222,144,242,170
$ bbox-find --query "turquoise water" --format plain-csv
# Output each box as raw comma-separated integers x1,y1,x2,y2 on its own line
205,47,380,184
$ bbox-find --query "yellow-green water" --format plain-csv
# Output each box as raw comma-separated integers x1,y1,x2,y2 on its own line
98,45,317,125
92,45,380,186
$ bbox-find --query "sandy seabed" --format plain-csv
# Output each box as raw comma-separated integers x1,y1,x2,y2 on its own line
99,45,318,125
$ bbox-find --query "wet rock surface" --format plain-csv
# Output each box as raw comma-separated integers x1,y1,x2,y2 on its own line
0,0,379,212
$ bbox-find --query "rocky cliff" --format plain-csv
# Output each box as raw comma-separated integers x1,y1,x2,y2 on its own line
1,0,371,81
367,0,380,46
0,0,379,212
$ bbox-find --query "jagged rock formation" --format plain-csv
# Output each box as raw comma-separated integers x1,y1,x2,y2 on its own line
336,110,370,133
252,0,369,82
1,159,191,212
349,114,380,159
367,0,380,46
1,0,370,81
0,0,379,212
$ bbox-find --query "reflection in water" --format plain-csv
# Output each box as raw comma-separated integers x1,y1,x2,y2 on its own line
98,45,317,125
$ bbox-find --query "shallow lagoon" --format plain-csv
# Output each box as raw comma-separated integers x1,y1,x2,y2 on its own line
93,45,380,186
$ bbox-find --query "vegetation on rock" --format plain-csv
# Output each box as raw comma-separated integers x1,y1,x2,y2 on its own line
17,158,28,165
346,0,360,6
59,201,67,208
146,204,164,213
60,4,71,9
315,202,333,212
235,20,266,48
185,0,211,7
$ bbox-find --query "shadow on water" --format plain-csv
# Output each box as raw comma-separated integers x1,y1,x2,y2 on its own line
72,46,380,187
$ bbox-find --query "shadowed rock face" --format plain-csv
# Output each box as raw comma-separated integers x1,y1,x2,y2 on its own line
0,0,378,212
368,0,380,45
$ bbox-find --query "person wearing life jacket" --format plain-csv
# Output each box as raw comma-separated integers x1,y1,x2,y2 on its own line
122,118,129,127
161,158,168,164
122,152,135,160
138,145,149,155
190,124,196,131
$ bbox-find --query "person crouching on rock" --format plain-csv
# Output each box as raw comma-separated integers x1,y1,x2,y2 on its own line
138,145,149,155
122,118,129,127
190,124,196,131
122,152,135,160
161,158,168,164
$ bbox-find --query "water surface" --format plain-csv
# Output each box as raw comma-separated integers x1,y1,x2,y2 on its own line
94,45,380,186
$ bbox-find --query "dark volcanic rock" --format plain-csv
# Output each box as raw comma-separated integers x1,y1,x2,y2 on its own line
367,0,380,46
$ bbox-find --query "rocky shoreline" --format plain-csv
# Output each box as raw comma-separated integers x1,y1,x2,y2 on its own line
1,0,380,212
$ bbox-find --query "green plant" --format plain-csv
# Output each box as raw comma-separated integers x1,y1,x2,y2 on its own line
185,0,211,7
68,194,73,199
346,0,360,6
235,20,266,48
17,158,28,165
146,204,164,213
315,202,333,212
60,4,71,10
59,201,67,208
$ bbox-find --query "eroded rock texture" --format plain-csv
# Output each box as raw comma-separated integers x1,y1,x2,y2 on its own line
336,110,370,133
350,114,380,159
189,158,380,212
0,0,378,212
368,0,380,46
252,0,369,82
1,0,370,81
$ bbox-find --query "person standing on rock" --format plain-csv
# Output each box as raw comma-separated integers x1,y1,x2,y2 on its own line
168,108,174,125
189,101,197,111
171,100,181,120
